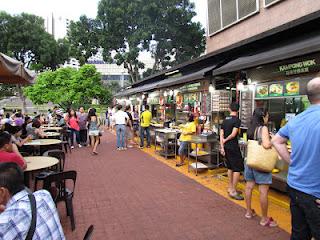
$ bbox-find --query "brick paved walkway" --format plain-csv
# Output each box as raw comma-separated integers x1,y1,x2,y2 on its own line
61,132,290,240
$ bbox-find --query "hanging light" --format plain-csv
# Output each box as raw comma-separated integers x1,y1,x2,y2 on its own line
173,89,179,96
142,94,145,99
164,91,168,97
169,90,174,96
209,84,215,93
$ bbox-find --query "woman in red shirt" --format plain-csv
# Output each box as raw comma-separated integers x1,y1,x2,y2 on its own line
67,109,81,149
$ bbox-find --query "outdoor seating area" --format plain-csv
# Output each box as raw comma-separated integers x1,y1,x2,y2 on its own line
1,0,320,239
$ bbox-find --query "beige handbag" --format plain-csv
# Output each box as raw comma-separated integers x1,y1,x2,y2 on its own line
246,127,278,172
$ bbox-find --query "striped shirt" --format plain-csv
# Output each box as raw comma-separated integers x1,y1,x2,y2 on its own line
0,189,65,240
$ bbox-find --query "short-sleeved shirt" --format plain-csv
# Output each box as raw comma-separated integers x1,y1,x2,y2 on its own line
68,117,80,131
0,151,25,168
126,111,133,126
140,110,152,127
278,105,320,198
0,189,65,240
180,122,196,142
221,116,241,149
114,110,128,125
77,113,88,130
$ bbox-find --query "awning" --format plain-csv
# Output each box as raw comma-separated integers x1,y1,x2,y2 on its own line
0,53,35,85
212,32,320,76
115,64,217,97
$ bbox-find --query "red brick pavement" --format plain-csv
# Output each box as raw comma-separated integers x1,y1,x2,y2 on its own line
60,132,290,240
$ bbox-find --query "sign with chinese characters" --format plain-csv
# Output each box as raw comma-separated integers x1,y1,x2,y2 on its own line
278,59,317,76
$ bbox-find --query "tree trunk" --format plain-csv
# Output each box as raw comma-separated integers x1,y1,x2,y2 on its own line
16,85,27,114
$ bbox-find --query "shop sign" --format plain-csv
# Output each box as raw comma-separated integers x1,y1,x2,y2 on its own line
183,92,199,103
147,97,160,105
179,82,201,92
278,59,316,76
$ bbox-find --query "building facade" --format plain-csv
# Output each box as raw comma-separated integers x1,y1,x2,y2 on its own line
206,0,320,53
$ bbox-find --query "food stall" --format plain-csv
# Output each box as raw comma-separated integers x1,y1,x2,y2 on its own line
241,53,320,191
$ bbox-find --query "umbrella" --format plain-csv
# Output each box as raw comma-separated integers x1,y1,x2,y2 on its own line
0,53,35,85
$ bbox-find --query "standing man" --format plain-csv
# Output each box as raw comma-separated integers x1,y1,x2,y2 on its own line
78,107,88,146
220,102,244,200
0,162,65,239
113,105,128,150
139,105,152,149
272,77,320,240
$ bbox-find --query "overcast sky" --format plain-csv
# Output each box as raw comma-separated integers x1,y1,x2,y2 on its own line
0,0,207,32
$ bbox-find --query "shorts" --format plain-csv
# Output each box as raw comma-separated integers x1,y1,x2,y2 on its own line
244,164,272,185
178,141,189,156
224,147,244,172
88,130,100,136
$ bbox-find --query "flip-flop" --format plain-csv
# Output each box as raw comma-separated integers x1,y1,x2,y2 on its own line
245,209,256,219
229,193,244,200
260,217,278,227
175,163,185,167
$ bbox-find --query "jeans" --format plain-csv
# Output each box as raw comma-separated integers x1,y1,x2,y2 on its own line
140,126,150,147
288,186,320,240
69,128,80,146
116,124,126,148
79,129,88,145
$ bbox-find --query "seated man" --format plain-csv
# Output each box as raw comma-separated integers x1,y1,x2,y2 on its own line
0,162,65,240
0,131,27,170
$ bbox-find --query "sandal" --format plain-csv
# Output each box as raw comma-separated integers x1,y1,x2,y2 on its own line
260,217,278,227
176,163,185,167
245,209,256,219
229,193,244,200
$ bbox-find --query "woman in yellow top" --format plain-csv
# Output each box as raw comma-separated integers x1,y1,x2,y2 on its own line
176,114,196,167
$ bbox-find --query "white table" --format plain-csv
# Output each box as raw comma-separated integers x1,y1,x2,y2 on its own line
25,156,59,172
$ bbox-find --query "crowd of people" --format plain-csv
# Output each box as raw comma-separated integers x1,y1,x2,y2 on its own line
0,77,319,239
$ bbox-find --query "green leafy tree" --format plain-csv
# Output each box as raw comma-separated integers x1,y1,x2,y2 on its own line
96,0,205,82
24,65,112,109
67,15,99,65
97,0,148,83
0,11,70,112
147,0,205,73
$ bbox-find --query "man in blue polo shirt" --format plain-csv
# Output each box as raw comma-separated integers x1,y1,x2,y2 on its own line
272,77,320,240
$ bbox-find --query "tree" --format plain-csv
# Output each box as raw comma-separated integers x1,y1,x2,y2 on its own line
24,65,112,109
97,0,148,83
0,11,70,112
67,15,99,65
96,0,205,82
147,0,205,73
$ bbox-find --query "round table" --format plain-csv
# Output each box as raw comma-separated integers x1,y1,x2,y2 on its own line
25,156,59,172
42,127,63,132
25,139,62,146
44,132,61,138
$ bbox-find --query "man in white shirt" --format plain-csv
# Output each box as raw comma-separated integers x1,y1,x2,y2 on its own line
113,105,128,150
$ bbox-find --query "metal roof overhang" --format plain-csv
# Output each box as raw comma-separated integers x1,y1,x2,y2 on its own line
212,31,320,76
115,64,217,97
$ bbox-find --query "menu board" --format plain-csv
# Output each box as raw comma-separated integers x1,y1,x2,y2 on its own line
211,90,230,112
269,84,283,97
284,81,300,96
256,80,301,98
240,88,253,128
256,85,268,98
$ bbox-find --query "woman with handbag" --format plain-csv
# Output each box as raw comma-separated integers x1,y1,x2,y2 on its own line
244,108,278,227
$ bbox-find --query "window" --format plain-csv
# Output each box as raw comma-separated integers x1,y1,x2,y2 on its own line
264,0,282,8
208,0,259,35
